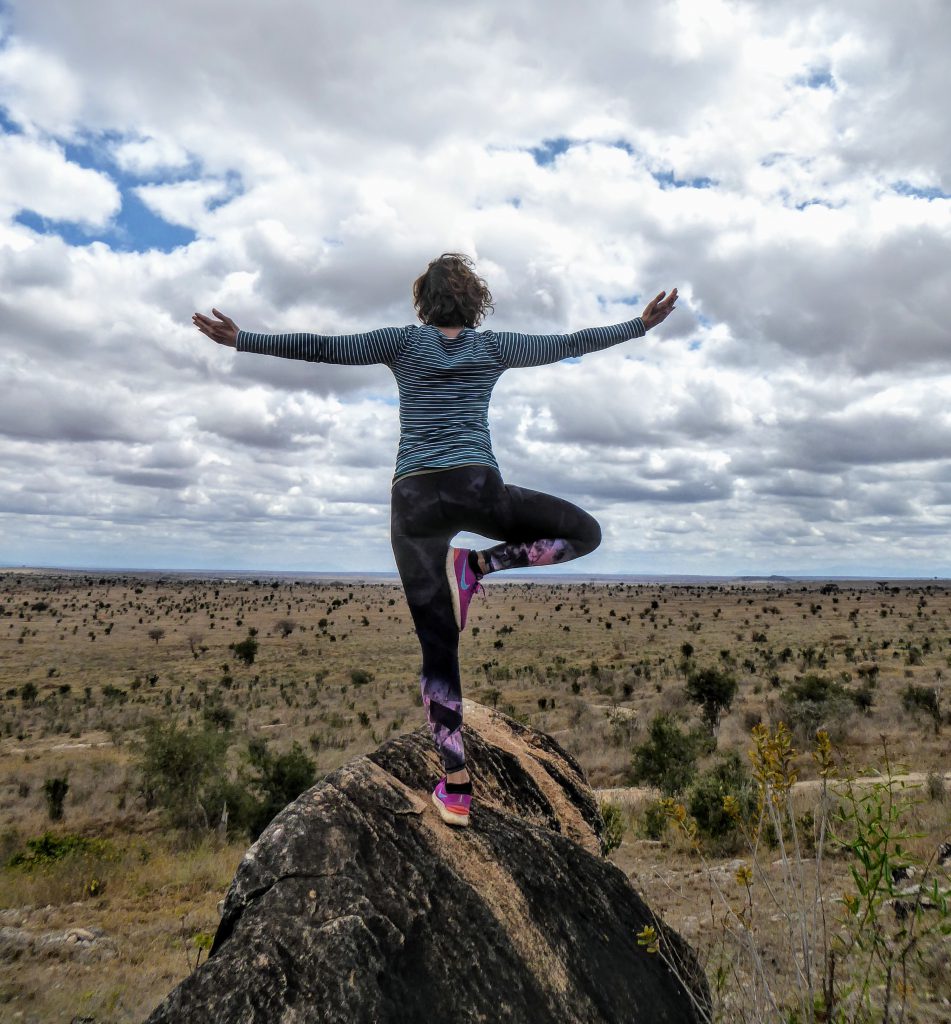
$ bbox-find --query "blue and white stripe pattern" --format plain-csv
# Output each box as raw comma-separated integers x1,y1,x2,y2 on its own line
236,318,646,479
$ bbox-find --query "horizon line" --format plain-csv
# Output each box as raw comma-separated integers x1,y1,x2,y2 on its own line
2,564,949,584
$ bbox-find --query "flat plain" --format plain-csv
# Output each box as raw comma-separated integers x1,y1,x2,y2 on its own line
1,571,949,1021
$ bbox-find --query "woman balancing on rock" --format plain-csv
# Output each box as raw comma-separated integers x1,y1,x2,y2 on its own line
193,255,677,827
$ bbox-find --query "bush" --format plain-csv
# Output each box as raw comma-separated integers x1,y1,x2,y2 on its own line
202,694,235,731
641,800,669,840
134,720,231,830
7,831,113,869
901,684,941,728
241,738,318,840
630,714,706,797
43,776,69,821
780,673,854,742
230,633,259,666
686,752,756,851
599,802,626,855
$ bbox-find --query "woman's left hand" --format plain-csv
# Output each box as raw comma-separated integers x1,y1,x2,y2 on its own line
193,308,239,347
641,288,678,330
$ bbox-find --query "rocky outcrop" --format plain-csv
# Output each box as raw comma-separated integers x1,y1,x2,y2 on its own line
145,700,709,1024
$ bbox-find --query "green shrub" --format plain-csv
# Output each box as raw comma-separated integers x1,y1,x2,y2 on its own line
230,633,259,666
134,719,231,830
687,752,756,851
43,776,69,821
780,673,854,742
641,800,669,841
685,666,738,733
241,738,317,840
7,831,113,868
599,802,626,855
630,714,706,797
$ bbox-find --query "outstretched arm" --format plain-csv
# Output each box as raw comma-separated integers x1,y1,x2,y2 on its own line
192,309,406,366
492,286,678,369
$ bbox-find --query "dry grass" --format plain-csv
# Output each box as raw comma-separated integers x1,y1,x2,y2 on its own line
1,571,950,1021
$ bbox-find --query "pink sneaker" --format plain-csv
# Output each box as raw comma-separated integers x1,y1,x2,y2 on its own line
432,778,471,827
446,547,483,631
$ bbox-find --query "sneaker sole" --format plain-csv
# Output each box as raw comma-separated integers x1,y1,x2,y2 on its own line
432,790,470,827
446,547,463,630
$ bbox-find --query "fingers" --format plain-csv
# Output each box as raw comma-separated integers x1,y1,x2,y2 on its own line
211,308,236,327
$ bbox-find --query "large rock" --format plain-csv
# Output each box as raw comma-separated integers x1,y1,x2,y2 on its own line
145,701,708,1023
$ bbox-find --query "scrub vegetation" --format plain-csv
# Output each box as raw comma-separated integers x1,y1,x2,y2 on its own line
1,571,949,1021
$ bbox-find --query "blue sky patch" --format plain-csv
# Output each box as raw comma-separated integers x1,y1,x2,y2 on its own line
796,68,835,90
5,124,242,252
891,180,951,201
0,104,21,135
528,137,573,166
16,188,197,252
652,170,717,190
597,293,640,308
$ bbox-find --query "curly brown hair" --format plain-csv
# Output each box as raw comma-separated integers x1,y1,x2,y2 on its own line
412,253,494,328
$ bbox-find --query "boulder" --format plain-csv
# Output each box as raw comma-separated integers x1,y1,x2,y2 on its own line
145,700,708,1023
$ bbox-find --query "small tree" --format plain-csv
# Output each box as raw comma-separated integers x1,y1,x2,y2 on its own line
275,619,297,639
685,666,738,735
148,627,166,644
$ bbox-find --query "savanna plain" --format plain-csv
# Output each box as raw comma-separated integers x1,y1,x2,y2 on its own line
1,571,948,1022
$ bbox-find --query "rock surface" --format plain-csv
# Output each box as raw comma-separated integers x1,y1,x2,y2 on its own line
145,700,709,1024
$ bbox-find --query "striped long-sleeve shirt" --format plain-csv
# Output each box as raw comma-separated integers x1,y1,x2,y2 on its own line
236,318,646,480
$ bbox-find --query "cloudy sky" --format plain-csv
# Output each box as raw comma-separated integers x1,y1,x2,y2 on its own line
1,0,949,577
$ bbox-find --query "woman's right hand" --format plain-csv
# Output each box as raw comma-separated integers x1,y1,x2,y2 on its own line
193,308,239,347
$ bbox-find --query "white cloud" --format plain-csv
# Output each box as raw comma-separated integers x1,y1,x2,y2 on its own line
1,0,950,574
0,133,119,225
113,135,190,175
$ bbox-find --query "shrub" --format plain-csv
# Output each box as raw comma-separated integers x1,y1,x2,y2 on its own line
901,684,941,729
241,738,318,840
641,800,669,840
630,714,705,797
7,831,113,869
780,673,853,742
599,802,626,855
230,633,259,666
202,695,235,731
686,752,755,850
43,776,69,821
134,719,231,830
350,668,374,686
685,666,738,734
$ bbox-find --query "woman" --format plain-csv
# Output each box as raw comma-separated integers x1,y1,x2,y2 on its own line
194,253,677,827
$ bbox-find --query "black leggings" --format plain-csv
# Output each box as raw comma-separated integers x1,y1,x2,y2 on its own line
390,464,601,774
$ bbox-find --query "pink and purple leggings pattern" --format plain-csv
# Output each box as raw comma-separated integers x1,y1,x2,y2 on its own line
390,466,601,773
